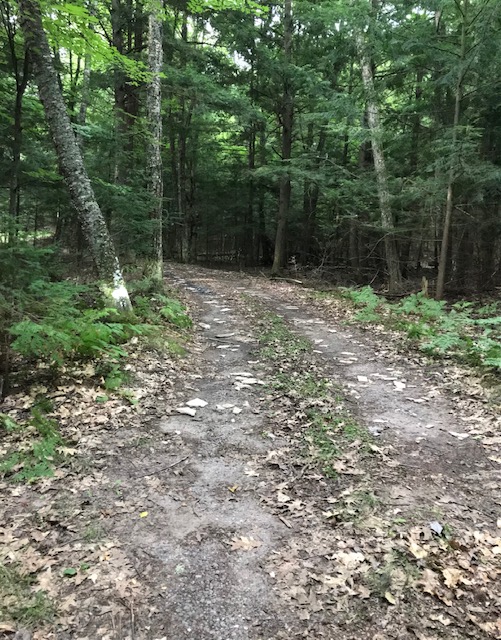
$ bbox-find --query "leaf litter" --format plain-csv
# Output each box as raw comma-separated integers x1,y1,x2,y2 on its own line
178,265,501,640
2,264,501,640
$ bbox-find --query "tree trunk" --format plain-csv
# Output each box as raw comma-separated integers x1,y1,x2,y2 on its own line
302,126,326,262
8,53,29,241
111,0,127,185
76,35,92,149
19,0,132,311
271,0,293,276
144,9,163,280
435,0,468,299
1,0,31,242
356,31,401,293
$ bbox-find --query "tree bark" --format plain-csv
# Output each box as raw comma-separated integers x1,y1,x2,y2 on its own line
8,53,29,239
1,0,30,241
19,0,132,311
145,8,163,280
356,30,401,293
271,0,293,275
301,125,326,262
435,0,468,300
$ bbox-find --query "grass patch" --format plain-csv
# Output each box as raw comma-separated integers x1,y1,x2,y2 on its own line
365,550,418,601
256,311,311,361
273,371,328,398
249,303,369,477
0,563,54,625
83,522,106,543
305,412,341,477
305,408,370,477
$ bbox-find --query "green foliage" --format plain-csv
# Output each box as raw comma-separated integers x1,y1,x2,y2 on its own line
257,311,311,360
159,298,192,328
0,245,57,290
0,413,19,432
0,407,66,483
342,286,383,323
340,286,501,372
393,293,446,321
0,563,54,625
1,260,191,395
305,412,340,478
10,308,132,365
273,371,328,398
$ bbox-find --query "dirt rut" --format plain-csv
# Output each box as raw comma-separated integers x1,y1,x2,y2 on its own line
139,272,295,639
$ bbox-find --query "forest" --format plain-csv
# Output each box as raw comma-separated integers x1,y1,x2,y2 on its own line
1,1,501,638
2,0,501,297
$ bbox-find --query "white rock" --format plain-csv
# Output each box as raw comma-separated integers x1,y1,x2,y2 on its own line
176,407,197,417
186,398,208,408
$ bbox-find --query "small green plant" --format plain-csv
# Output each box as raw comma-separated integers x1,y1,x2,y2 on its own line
159,298,192,328
257,311,311,361
0,407,66,483
305,413,341,477
83,523,106,542
0,413,20,432
342,286,383,322
0,563,54,624
273,371,328,398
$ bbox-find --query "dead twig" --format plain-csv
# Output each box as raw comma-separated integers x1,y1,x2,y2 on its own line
270,276,303,285
134,455,190,479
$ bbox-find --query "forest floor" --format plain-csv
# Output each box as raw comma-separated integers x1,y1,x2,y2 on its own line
1,263,500,640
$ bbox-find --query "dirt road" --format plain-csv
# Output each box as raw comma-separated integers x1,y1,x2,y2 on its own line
160,263,500,640
2,263,499,640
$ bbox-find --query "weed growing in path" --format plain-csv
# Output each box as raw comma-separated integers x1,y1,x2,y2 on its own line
251,304,370,477
0,563,54,625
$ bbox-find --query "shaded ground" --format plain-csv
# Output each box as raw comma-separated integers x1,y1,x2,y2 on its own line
1,263,500,639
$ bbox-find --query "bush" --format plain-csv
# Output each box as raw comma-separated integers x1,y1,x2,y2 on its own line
340,286,501,372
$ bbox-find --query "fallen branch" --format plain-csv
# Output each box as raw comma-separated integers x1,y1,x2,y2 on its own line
269,276,303,285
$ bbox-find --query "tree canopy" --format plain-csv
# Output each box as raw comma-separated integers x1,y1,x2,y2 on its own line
1,0,501,295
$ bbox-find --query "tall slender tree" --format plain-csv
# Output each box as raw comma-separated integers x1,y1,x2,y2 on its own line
1,0,30,240
18,0,132,311
271,0,293,275
355,5,401,293
435,0,468,300
145,0,164,279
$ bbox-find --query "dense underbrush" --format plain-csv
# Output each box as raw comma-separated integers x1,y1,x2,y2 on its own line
0,243,191,484
332,286,501,372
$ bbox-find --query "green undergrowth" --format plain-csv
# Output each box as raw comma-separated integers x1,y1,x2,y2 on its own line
0,406,68,483
0,562,54,625
330,286,501,373
253,306,370,477
0,244,191,394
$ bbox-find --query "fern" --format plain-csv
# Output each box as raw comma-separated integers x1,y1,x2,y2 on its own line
421,332,464,355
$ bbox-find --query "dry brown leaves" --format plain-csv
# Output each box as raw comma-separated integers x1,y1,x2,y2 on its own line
0,338,196,638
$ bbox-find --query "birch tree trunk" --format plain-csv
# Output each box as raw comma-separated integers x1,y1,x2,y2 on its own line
145,7,163,280
435,0,468,300
18,0,132,311
271,0,293,275
356,31,402,293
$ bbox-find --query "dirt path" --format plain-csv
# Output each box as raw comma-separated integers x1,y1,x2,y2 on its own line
137,271,296,639
165,263,500,640
2,263,500,640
